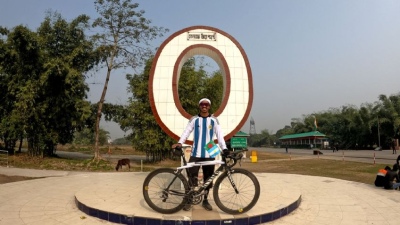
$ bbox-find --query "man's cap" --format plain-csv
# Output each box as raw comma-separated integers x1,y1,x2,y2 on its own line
198,98,211,105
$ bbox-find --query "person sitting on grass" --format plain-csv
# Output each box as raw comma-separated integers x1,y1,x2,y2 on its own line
383,164,400,190
375,166,391,187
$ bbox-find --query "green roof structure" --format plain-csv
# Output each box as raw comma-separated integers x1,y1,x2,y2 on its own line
279,131,326,140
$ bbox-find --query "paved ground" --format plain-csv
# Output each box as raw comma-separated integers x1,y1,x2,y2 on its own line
1,167,400,225
0,149,399,225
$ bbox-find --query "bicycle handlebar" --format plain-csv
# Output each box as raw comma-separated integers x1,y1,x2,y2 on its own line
224,149,247,167
172,146,247,168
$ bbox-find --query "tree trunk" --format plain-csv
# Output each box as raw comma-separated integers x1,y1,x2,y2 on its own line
17,135,23,153
94,66,113,160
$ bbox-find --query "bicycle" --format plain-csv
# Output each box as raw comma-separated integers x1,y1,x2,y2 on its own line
142,146,260,214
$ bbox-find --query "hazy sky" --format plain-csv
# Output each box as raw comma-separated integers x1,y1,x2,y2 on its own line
1,0,400,139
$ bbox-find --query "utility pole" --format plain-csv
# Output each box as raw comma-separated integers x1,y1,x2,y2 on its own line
378,117,381,148
249,117,256,135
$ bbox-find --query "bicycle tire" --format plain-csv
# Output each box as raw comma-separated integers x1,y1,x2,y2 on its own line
213,168,260,214
143,168,189,214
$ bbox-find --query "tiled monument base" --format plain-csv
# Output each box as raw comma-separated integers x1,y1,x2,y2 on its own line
75,172,301,225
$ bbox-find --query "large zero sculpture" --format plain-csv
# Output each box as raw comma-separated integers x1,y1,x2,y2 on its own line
149,26,253,144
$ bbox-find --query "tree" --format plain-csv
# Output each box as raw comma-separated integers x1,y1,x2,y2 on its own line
123,58,174,161
288,118,306,134
35,13,95,153
248,129,272,147
357,103,377,148
275,125,293,138
112,137,131,145
373,94,400,147
178,57,223,115
0,26,30,153
73,127,109,145
91,0,168,160
0,25,44,155
0,13,95,157
204,70,223,113
178,58,207,115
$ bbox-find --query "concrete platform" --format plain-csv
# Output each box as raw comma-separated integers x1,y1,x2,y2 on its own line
1,167,400,225
74,172,301,224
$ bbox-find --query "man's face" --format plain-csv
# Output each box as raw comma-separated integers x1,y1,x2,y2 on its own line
199,101,210,113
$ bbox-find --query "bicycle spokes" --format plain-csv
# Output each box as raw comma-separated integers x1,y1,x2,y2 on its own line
213,169,260,214
226,171,240,194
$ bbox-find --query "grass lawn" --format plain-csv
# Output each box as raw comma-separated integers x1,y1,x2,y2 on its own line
3,146,384,185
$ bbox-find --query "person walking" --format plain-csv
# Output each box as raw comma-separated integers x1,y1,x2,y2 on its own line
392,139,397,154
172,98,228,211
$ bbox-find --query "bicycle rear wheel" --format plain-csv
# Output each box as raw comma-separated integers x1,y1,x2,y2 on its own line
213,168,260,214
143,168,189,214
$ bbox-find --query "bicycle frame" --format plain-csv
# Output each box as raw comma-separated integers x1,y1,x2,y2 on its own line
143,148,259,215
166,149,243,201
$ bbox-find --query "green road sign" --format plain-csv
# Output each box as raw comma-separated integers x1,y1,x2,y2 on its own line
231,137,247,148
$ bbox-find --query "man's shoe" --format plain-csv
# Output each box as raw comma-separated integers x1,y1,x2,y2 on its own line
183,204,192,211
202,200,212,211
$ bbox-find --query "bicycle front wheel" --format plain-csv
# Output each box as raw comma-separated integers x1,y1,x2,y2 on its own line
143,168,189,214
213,168,260,214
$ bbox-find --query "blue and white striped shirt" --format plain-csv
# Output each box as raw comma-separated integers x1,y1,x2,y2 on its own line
178,114,227,158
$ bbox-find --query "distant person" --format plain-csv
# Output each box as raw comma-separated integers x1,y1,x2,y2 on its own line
374,166,390,187
383,164,400,190
332,143,338,152
392,139,397,154
285,145,288,153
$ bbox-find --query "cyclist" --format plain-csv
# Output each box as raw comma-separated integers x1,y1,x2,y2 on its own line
172,98,229,211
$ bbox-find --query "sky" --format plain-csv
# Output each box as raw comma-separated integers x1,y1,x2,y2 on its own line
1,0,400,140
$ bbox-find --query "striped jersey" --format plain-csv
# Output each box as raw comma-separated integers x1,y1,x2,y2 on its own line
178,114,227,158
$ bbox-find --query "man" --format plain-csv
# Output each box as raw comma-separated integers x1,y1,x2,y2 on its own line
374,166,390,187
383,164,400,190
397,154,400,167
172,98,228,211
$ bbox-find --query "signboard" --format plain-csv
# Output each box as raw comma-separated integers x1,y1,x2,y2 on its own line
231,137,247,148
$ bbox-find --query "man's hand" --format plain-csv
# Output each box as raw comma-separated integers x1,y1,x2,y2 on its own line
172,143,182,149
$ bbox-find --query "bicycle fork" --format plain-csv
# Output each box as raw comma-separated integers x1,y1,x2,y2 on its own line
226,170,239,194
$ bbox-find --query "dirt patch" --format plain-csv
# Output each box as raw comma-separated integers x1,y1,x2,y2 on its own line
0,174,38,184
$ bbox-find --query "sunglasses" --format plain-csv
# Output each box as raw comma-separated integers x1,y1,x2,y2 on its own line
199,103,210,107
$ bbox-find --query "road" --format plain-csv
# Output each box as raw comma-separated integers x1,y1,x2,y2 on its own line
10,146,398,164
55,150,147,162
251,147,399,165
55,147,400,166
